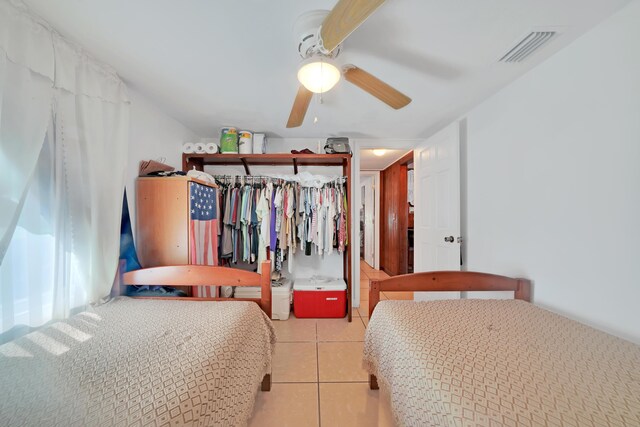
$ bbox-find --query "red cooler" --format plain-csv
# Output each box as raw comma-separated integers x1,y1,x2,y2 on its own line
293,278,347,318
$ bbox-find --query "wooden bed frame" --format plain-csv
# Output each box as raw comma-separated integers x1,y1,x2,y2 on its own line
122,261,273,391
368,270,532,390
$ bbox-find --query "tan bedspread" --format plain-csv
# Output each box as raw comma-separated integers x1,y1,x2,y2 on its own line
0,297,276,426
363,299,640,427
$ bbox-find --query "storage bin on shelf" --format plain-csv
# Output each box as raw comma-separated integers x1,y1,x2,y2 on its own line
293,277,347,318
219,127,238,153
238,130,253,154
234,280,292,320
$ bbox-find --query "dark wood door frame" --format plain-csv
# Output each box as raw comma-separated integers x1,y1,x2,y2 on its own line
379,151,413,276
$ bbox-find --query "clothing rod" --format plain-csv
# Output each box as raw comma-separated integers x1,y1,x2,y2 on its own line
211,175,347,183
210,174,347,179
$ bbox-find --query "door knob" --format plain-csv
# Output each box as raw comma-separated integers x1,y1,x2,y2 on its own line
444,236,455,243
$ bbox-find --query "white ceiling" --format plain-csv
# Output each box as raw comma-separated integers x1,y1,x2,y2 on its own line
24,0,629,139
360,148,409,170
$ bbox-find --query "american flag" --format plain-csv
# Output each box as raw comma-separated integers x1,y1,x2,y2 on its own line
189,182,218,297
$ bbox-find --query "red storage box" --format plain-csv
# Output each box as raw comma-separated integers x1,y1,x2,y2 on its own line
293,278,347,318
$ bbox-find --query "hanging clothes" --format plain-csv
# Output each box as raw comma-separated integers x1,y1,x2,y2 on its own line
212,175,348,273
255,184,271,267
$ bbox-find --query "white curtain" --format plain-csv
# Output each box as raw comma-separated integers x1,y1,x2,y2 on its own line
50,34,130,312
0,0,130,335
0,0,54,261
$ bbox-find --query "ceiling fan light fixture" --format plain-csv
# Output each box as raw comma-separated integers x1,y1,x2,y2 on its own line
297,57,341,94
373,149,386,156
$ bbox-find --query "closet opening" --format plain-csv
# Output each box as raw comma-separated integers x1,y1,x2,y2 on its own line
180,152,354,322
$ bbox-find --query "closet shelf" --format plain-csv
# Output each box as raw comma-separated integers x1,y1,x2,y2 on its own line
183,153,351,175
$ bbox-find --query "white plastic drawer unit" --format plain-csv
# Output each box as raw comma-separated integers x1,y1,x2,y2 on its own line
234,280,292,320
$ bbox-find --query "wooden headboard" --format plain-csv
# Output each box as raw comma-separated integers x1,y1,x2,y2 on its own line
123,261,272,318
369,271,531,317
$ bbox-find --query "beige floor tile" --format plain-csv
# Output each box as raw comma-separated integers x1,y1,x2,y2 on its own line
380,293,389,300
272,315,317,342
360,260,375,270
358,301,369,317
249,383,319,427
317,318,366,342
367,272,390,281
356,307,369,319
362,316,369,327
272,342,318,383
351,303,364,314
319,383,395,427
383,291,414,300
358,303,373,317
356,315,368,329
318,342,368,382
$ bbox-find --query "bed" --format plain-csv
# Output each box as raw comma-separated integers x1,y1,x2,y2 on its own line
0,262,275,426
364,271,640,427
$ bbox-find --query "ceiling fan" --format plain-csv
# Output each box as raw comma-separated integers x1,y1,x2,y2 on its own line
286,0,412,128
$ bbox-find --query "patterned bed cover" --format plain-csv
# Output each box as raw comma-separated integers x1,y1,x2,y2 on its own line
0,297,276,426
364,299,640,427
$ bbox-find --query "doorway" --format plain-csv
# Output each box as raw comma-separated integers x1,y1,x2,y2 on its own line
358,147,414,273
360,175,375,268
379,151,414,276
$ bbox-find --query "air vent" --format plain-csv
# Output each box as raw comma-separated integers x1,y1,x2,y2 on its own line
499,31,557,63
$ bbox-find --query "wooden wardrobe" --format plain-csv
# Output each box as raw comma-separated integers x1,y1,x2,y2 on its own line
379,151,413,276
136,176,218,267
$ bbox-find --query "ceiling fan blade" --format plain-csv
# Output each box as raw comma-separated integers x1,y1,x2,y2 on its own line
286,86,313,128
343,65,411,109
320,0,386,53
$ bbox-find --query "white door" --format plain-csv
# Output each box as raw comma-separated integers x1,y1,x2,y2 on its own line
414,122,461,300
363,177,375,267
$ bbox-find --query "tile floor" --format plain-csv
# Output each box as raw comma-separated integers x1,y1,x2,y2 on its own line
247,260,409,427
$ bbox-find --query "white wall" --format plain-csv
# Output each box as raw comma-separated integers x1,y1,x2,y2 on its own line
463,1,640,343
126,89,198,222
